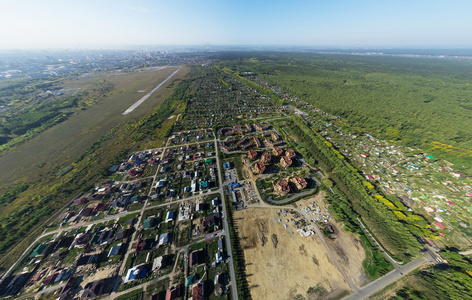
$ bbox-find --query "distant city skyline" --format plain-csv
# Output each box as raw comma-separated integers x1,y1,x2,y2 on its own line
1,0,472,49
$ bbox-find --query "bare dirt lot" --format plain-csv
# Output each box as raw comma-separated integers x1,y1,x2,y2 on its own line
294,195,368,287
235,205,351,300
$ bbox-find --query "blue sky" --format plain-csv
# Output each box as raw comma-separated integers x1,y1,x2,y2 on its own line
1,0,471,49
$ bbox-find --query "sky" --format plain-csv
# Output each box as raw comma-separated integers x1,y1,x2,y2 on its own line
1,0,472,49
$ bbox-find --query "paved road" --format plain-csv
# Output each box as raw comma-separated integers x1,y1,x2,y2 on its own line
108,232,225,300
118,144,168,281
2,195,219,275
214,138,239,300
244,198,429,299
298,209,359,292
2,135,239,300
0,211,129,285
2,125,428,300
253,156,321,206
248,153,428,298
240,201,359,292
246,204,297,210
342,258,426,300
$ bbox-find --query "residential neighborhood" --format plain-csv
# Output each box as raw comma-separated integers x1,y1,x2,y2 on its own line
0,132,233,300
1,58,471,300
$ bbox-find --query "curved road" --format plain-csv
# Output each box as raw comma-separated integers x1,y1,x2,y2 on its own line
249,155,428,299
260,175,319,205
2,135,239,300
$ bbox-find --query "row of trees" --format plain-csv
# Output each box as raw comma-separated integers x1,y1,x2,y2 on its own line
285,116,432,260
0,78,63,106
0,76,192,269
220,66,285,104
390,249,472,299
272,120,394,278
223,191,252,299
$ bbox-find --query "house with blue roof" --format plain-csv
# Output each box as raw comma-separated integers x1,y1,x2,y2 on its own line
124,265,147,284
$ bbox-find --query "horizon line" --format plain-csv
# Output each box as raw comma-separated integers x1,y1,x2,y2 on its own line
2,45,472,52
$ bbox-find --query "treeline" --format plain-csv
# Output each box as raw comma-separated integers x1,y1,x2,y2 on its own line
223,191,252,299
218,77,232,90
285,116,433,260
0,80,34,103
0,78,62,105
0,111,72,149
320,182,394,277
219,53,472,174
273,120,393,277
0,74,190,268
0,195,55,256
389,249,472,299
2,95,79,136
277,120,393,277
297,149,394,277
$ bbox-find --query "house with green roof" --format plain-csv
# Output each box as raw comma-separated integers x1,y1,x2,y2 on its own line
186,275,196,287
143,217,156,229
200,181,208,190
30,243,48,257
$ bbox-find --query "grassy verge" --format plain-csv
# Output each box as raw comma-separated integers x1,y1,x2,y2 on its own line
116,288,144,300
360,235,395,279
317,183,394,280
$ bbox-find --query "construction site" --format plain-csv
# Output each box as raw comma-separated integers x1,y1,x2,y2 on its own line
233,190,363,300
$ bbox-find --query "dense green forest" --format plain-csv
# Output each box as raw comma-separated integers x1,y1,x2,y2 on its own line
219,53,472,173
